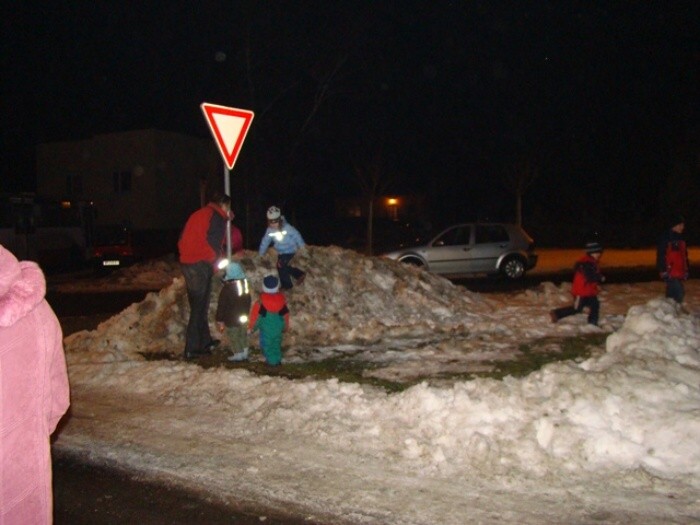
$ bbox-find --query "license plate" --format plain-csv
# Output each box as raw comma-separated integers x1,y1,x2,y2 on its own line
102,260,120,267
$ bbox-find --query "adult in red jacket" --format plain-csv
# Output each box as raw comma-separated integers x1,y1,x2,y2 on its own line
178,192,231,359
550,241,605,326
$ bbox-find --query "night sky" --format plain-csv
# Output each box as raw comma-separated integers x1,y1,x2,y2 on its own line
2,2,699,244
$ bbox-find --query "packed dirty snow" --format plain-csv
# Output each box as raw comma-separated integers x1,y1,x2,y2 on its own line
54,246,700,524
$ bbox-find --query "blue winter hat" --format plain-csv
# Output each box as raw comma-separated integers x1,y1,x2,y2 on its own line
262,274,280,293
224,261,246,281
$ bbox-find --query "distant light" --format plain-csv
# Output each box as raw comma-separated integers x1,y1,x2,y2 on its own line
387,198,398,206
60,201,71,209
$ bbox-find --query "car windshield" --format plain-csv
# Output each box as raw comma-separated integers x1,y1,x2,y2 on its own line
434,226,470,246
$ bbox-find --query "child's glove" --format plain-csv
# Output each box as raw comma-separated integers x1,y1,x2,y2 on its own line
660,271,669,281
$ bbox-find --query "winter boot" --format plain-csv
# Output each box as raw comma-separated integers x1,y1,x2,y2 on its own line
228,348,249,362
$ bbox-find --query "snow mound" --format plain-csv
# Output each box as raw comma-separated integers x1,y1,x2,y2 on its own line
64,246,494,362
64,297,700,484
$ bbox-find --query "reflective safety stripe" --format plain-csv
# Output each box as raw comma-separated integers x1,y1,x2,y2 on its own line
234,279,249,296
268,230,288,242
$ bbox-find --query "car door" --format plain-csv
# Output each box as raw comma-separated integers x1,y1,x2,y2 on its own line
470,224,511,273
425,224,474,274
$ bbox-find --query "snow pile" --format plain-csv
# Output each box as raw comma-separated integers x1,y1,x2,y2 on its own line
65,246,495,364
64,302,700,478
56,246,700,523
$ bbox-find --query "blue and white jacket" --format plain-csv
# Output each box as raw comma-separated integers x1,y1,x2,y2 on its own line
258,218,305,256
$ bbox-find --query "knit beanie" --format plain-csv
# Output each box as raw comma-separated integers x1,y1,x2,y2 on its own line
262,274,280,293
669,214,685,229
585,241,603,254
224,261,246,281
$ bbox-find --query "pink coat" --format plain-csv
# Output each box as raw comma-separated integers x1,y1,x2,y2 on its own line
0,245,70,524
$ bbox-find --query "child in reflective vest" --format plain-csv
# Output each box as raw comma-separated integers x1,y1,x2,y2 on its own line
550,242,605,326
247,275,290,366
216,261,252,361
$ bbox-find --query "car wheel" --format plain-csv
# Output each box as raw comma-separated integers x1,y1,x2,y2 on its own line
501,257,525,280
399,256,425,268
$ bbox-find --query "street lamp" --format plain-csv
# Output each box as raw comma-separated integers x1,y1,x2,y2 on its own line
386,197,399,221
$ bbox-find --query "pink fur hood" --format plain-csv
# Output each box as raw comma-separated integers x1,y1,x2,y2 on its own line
0,245,46,327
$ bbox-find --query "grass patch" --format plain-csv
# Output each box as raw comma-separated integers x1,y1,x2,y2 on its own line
141,333,608,393
247,358,407,393
480,333,608,380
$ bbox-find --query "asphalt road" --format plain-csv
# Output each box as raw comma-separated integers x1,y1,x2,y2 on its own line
53,451,317,525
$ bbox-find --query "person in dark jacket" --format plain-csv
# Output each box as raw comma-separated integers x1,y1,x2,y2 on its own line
657,215,689,304
550,241,606,326
178,192,231,359
216,261,252,362
247,275,290,366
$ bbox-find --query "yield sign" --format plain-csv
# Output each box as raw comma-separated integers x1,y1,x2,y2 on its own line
200,103,254,170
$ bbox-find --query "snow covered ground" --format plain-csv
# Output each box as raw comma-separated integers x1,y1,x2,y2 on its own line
53,246,700,524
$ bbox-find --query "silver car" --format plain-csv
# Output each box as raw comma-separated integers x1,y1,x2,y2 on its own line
383,223,537,279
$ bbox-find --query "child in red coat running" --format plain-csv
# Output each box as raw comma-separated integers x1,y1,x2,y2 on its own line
550,242,605,326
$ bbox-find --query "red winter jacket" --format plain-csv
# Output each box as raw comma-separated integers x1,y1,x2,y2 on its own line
178,203,229,265
571,254,603,297
657,231,689,280
230,224,244,254
248,292,289,331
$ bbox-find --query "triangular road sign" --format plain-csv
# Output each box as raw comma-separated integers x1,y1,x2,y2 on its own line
200,103,254,170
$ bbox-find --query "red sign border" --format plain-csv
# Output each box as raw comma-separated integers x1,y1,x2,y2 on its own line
200,103,254,170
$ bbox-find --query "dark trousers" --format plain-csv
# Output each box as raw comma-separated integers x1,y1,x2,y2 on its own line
552,295,600,325
277,253,304,290
665,278,685,304
181,262,214,355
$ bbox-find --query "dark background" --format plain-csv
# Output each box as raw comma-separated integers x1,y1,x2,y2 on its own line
2,1,699,246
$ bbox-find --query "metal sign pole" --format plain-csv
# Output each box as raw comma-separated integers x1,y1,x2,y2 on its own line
199,102,254,264
224,165,232,260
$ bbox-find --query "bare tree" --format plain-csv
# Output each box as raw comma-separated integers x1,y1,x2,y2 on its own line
501,156,542,227
233,15,360,239
352,150,395,255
